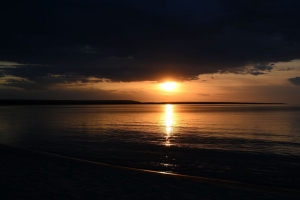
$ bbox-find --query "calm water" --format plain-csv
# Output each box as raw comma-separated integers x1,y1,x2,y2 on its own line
1,104,300,189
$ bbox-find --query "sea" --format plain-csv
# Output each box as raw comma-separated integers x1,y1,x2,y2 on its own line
1,104,300,190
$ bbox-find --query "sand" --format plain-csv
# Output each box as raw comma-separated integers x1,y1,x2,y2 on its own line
0,144,299,200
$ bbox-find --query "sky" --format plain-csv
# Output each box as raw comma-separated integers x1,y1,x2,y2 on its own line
1,0,300,103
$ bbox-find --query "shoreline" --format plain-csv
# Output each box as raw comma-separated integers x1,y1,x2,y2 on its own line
1,144,299,199
0,99,286,106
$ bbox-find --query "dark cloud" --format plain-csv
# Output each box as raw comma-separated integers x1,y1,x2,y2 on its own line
198,93,210,96
288,77,300,86
277,67,294,71
247,63,274,75
2,69,105,90
220,63,274,76
1,0,300,89
0,86,155,101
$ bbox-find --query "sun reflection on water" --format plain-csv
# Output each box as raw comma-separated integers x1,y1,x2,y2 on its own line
164,104,174,146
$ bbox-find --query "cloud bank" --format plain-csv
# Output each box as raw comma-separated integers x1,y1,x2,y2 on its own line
288,77,300,86
1,0,300,89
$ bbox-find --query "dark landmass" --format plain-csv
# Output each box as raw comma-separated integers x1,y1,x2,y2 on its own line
0,99,141,105
0,99,286,106
142,102,286,105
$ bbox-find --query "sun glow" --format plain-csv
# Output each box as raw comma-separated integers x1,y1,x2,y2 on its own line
161,82,177,91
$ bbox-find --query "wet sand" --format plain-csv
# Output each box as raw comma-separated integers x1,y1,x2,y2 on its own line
1,144,299,200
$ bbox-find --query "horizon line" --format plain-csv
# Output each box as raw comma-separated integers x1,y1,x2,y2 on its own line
0,99,286,105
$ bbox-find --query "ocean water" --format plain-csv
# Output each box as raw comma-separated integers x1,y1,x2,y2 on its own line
1,104,300,190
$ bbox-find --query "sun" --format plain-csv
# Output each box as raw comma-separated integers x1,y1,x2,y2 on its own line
161,82,177,91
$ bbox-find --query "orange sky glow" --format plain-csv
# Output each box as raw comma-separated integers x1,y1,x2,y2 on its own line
7,59,295,104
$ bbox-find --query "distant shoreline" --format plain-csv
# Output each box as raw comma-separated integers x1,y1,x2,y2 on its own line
141,102,286,105
0,99,286,105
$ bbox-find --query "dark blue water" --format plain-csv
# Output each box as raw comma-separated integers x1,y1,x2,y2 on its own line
1,104,300,190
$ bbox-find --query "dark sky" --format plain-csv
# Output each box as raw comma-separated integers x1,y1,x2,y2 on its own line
1,0,300,101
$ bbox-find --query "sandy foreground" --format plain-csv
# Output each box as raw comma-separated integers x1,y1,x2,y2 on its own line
1,144,299,200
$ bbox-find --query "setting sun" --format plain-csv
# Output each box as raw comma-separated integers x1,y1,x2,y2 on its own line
161,82,177,91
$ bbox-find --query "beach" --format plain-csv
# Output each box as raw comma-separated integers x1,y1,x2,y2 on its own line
1,144,299,200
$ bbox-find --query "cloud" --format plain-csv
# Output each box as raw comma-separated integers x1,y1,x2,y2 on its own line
247,63,274,75
288,77,300,86
0,71,5,78
0,61,22,67
2,72,105,90
276,67,294,71
220,63,274,76
1,0,300,89
0,86,155,101
198,93,210,96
